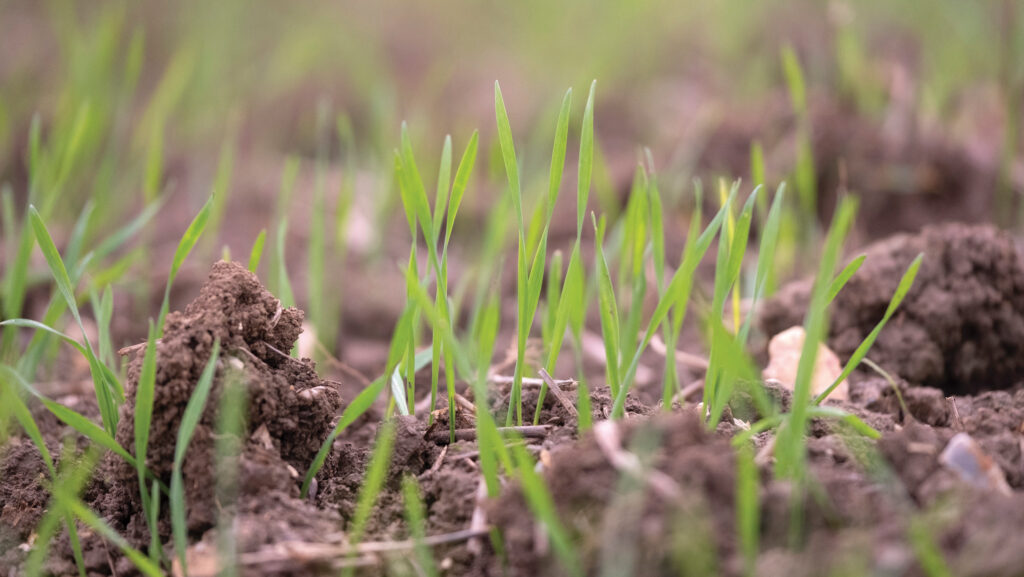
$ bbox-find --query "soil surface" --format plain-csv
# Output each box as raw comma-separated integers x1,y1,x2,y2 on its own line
3,228,1024,576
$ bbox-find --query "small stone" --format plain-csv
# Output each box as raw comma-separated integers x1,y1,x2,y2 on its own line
938,432,1012,496
762,326,847,401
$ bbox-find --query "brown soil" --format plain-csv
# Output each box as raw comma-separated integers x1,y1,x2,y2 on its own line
4,227,1024,576
762,223,1024,395
697,96,997,240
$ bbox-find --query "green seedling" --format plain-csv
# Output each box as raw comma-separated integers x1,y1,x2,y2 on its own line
511,441,582,577
248,228,267,273
302,306,414,497
24,206,121,433
341,419,398,576
24,447,99,577
402,476,439,577
1,376,87,577
815,253,922,404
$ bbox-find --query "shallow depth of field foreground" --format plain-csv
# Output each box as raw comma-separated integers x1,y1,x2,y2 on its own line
1,2,1024,576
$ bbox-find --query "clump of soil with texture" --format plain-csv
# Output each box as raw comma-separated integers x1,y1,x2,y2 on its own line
762,223,1024,395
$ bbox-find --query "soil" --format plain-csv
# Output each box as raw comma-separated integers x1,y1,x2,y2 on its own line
761,223,1024,395
3,227,1024,576
695,96,999,240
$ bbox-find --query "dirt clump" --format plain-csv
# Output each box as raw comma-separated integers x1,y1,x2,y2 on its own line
107,260,344,546
0,440,51,570
762,223,1024,396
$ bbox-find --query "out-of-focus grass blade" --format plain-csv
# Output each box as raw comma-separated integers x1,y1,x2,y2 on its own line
27,207,119,432
134,320,159,549
614,196,728,418
444,131,479,253
347,419,397,547
545,88,573,223
806,406,881,439
738,184,785,345
402,476,439,577
432,134,452,244
92,287,115,367
63,199,95,270
302,308,412,498
592,213,621,398
494,81,522,222
775,197,858,480
399,123,437,249
248,228,267,273
24,447,97,577
171,340,221,575
511,442,582,577
828,254,866,304
815,253,922,404
158,196,213,334
577,81,596,237
736,441,759,576
275,220,296,309
59,491,163,577
647,162,666,289
908,516,955,577
91,195,166,263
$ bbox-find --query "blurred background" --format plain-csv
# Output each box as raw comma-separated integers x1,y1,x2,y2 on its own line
1,0,1021,370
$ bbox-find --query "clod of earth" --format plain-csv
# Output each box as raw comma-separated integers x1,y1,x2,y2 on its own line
762,223,1024,396
110,261,343,545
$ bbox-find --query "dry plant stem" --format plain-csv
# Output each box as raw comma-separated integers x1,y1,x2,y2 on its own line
427,445,448,474
454,392,477,414
489,374,576,388
948,397,964,431
538,368,578,417
649,334,710,370
452,426,549,442
451,443,541,461
467,478,490,556
316,341,372,386
672,380,705,404
118,340,157,356
592,420,683,501
237,527,492,568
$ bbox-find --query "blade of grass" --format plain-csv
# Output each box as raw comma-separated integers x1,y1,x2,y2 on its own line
0,375,87,577
615,192,730,418
24,447,98,577
738,184,786,346
302,308,413,497
401,476,439,577
828,254,866,304
511,442,582,577
443,131,479,256
158,196,213,335
343,419,398,575
134,320,159,558
736,441,759,576
815,254,922,404
248,228,267,273
592,213,621,399
775,197,858,480
27,206,119,433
